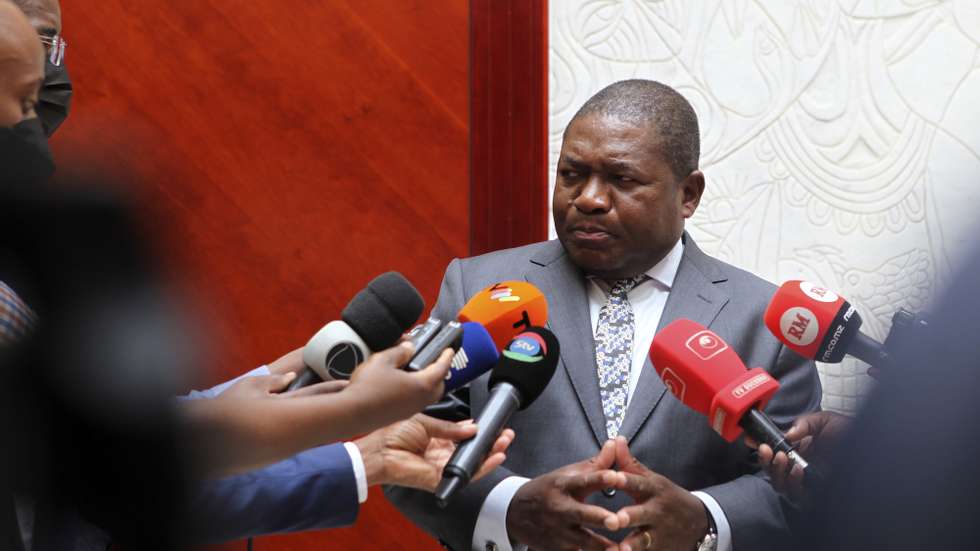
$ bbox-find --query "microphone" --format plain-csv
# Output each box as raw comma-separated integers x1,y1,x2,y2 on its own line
444,322,500,392
290,272,424,390
434,327,560,506
458,281,548,349
763,280,887,366
405,320,499,393
421,282,548,421
650,319,818,480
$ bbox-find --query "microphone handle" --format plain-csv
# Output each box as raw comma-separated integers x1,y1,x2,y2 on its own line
435,382,522,506
285,368,322,392
740,409,825,489
848,332,888,368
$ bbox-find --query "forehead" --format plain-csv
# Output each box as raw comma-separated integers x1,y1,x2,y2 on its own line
0,4,44,71
560,114,667,168
22,0,61,34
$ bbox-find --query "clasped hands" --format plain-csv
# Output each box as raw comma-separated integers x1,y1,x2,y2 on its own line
507,436,708,551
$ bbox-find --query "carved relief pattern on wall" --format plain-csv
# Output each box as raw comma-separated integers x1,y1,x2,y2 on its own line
550,0,980,412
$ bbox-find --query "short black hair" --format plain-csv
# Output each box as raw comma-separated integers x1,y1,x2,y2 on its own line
569,79,700,181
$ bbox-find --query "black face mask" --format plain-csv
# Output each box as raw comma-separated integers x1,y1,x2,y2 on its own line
37,58,73,137
0,118,56,185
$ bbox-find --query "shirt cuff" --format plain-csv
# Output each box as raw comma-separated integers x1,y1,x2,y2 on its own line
471,476,530,551
343,442,369,504
692,491,731,551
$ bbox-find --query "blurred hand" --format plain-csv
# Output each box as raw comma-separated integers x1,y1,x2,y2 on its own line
506,440,622,551
745,410,851,501
266,347,305,375
610,436,708,551
346,342,453,425
355,414,514,491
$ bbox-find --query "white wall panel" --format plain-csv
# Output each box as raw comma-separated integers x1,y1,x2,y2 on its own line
549,0,980,413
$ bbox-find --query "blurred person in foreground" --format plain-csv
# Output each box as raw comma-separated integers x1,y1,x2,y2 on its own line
10,0,70,137
793,244,980,550
0,2,512,547
745,257,979,551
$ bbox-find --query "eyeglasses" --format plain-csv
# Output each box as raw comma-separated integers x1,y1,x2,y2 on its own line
38,34,67,66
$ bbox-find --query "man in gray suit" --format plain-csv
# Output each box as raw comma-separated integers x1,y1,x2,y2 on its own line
388,80,822,551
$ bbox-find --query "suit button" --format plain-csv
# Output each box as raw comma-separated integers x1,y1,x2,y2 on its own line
603,487,617,498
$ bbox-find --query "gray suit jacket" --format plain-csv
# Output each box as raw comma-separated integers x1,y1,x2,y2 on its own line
388,236,822,550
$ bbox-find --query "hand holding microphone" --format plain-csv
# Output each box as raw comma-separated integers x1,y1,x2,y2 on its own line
293,271,425,390
354,414,514,492
651,319,823,488
345,342,457,425
744,410,850,501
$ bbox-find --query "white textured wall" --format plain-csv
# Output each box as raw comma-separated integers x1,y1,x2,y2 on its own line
549,0,980,413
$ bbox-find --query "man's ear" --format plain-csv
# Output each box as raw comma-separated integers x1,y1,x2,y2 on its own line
679,170,705,219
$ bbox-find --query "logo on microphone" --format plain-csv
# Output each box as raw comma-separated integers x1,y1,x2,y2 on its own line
448,348,469,379
660,367,687,401
799,281,839,303
779,307,819,346
685,330,729,360
502,332,545,363
732,373,772,399
489,283,521,303
325,341,366,379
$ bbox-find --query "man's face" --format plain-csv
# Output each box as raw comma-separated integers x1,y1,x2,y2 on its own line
0,2,44,127
553,113,703,280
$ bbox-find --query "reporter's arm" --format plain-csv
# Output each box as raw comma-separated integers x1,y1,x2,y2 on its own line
188,442,361,543
182,344,453,477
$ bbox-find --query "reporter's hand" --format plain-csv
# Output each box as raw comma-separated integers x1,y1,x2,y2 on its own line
218,371,296,400
611,436,708,551
506,440,622,551
218,367,347,400
745,410,851,500
266,347,305,376
354,414,514,491
346,342,453,425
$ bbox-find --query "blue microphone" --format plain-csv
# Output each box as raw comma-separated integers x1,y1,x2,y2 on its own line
444,322,499,393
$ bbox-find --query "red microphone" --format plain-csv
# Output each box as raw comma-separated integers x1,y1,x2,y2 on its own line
651,319,816,477
764,280,885,366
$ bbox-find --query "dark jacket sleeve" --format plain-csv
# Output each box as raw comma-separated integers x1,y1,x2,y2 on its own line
188,442,360,543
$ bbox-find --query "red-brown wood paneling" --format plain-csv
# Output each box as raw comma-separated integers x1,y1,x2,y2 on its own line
54,1,466,550
470,0,550,255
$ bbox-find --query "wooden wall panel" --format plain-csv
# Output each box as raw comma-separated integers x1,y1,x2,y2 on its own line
470,0,550,255
54,1,466,550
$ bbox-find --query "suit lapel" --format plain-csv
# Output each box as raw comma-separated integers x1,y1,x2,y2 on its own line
525,243,609,447
618,235,731,443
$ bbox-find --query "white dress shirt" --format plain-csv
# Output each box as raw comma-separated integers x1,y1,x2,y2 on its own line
472,238,732,551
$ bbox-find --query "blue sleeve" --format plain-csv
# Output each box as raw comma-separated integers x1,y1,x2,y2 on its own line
180,365,272,401
188,442,360,542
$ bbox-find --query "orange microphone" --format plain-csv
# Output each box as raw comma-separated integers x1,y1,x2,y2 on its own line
458,281,548,349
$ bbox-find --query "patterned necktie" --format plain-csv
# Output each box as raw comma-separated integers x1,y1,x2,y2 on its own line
595,275,647,438
0,281,37,345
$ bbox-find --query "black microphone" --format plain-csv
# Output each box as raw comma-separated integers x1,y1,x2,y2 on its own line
288,272,424,391
434,327,559,506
